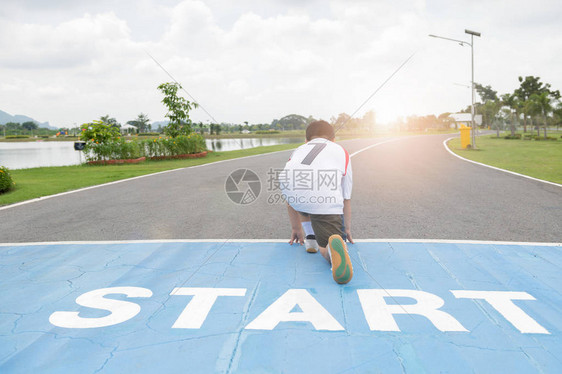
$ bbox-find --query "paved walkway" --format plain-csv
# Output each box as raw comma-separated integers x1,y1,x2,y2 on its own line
1,134,561,243
1,240,561,373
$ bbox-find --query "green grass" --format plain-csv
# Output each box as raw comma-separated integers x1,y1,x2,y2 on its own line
0,143,301,206
447,133,562,184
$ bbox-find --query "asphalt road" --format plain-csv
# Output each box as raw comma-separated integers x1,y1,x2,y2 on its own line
1,134,561,243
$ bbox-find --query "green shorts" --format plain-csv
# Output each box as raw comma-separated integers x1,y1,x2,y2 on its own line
298,212,343,248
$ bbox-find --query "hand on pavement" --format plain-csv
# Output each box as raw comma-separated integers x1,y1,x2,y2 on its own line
345,229,355,244
289,229,304,245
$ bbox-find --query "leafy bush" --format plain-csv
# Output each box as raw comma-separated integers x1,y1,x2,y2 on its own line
83,133,207,162
80,120,121,144
139,133,207,158
80,120,126,161
158,82,198,138
504,134,521,139
0,166,15,194
6,135,30,139
83,138,141,162
534,136,557,141
138,132,161,136
255,130,280,134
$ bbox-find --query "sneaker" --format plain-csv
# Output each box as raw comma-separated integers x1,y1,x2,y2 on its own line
328,234,353,284
304,235,318,253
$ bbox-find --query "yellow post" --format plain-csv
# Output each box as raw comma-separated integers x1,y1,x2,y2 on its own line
459,125,471,149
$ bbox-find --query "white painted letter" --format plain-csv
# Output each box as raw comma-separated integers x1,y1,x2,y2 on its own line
171,287,246,329
49,287,152,328
245,289,344,331
451,290,549,334
357,289,467,332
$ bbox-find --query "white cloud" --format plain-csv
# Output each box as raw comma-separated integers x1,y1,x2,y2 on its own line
0,12,132,69
0,0,561,128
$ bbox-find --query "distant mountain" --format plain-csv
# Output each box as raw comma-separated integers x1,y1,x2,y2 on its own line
151,120,169,129
0,109,55,129
151,121,170,131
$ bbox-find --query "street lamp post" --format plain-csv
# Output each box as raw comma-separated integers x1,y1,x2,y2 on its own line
429,29,481,148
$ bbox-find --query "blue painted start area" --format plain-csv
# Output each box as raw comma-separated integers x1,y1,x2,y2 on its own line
1,240,561,373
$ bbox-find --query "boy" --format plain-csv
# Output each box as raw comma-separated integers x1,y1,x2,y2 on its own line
280,120,354,284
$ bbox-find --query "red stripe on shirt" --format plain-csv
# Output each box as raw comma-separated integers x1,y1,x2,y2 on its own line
343,148,349,176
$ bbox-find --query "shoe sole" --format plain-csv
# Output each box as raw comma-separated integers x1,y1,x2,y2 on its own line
328,234,353,284
304,239,318,253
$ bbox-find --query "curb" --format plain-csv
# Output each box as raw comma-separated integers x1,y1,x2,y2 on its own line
1,238,560,247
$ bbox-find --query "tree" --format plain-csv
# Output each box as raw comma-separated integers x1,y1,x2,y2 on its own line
480,100,502,130
523,99,538,134
361,110,376,131
209,123,221,135
5,122,21,135
474,83,498,102
404,114,437,131
126,114,150,133
514,76,560,132
157,82,198,138
21,121,38,135
331,113,351,131
529,92,553,138
553,103,562,131
126,120,140,133
437,112,454,129
501,93,520,136
276,114,308,131
100,115,119,128
127,113,150,133
474,83,501,132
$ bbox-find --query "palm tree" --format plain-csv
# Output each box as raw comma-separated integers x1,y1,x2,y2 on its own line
481,100,501,132
523,100,539,137
529,92,553,138
553,103,562,131
100,115,119,128
136,113,150,133
501,93,520,136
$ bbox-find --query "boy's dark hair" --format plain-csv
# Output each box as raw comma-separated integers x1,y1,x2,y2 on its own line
305,120,335,141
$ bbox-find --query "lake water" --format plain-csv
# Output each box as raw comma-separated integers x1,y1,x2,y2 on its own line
0,137,303,169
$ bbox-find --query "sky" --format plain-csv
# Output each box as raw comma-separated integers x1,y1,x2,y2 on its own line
1,0,561,128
